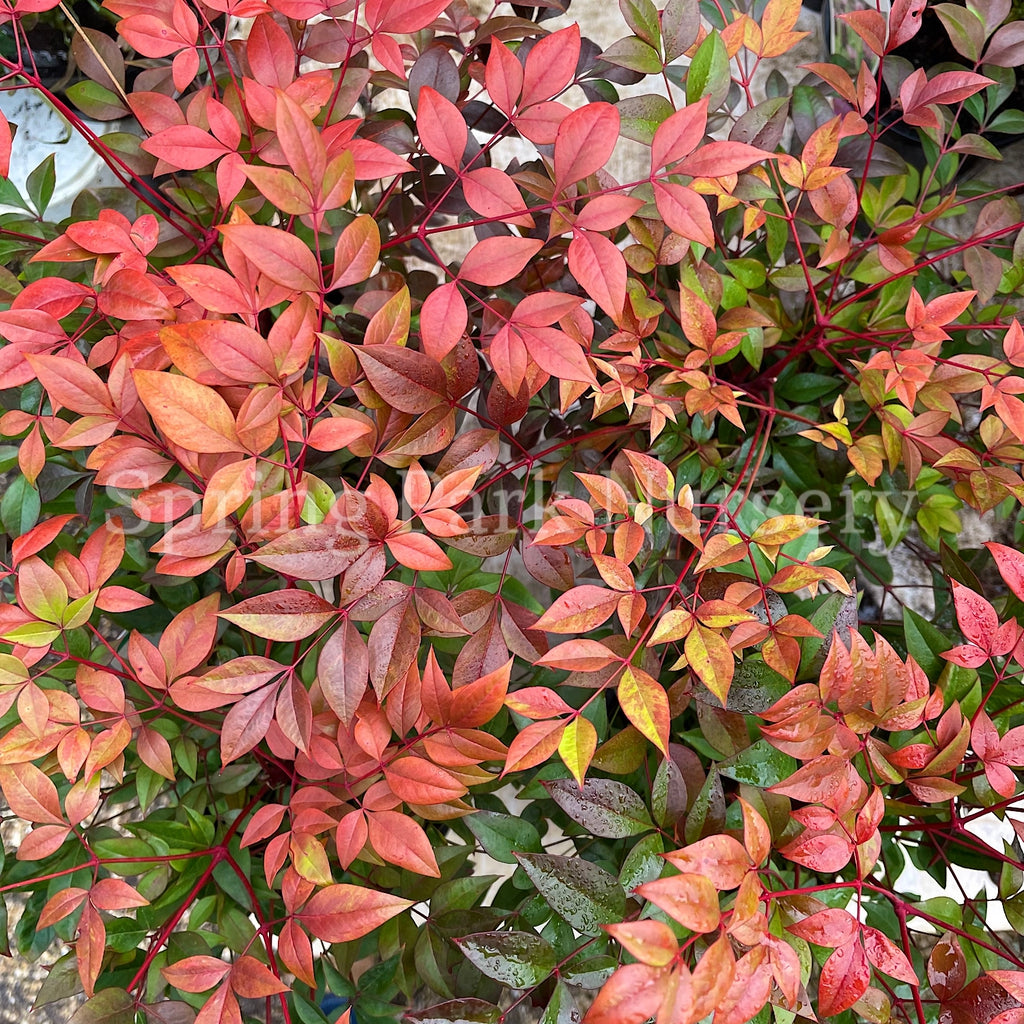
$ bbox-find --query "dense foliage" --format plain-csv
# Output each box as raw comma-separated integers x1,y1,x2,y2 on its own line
0,0,1024,1022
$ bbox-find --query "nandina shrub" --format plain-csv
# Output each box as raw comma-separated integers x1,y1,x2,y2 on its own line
1,0,1024,1022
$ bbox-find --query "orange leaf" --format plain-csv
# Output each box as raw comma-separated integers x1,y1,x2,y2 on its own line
299,884,413,943
366,809,441,877
133,370,243,454
637,872,721,932
603,921,679,968
230,955,288,999
384,755,468,804
162,955,232,993
534,585,620,633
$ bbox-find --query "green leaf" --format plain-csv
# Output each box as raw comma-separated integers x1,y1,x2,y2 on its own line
456,931,557,987
291,992,331,1024
686,31,730,109
0,174,31,211
67,989,135,1024
541,981,580,1024
26,154,56,217
726,658,790,714
601,36,663,73
560,954,617,989
466,811,542,864
515,853,626,935
619,0,661,46
616,93,674,145
903,607,951,678
407,998,503,1024
1,475,41,536
545,778,653,837
619,833,664,892
718,739,797,788
65,81,130,121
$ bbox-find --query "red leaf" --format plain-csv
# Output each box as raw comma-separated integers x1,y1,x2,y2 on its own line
653,181,715,247
220,684,278,763
356,344,448,413
330,215,380,290
76,903,106,998
502,719,565,774
485,38,522,115
554,103,619,189
241,803,287,848
250,524,366,581
318,619,368,726
787,908,858,947
988,542,1024,603
462,167,533,229
365,0,451,32
602,921,679,968
140,124,230,169
534,585,620,633
535,640,618,672
0,113,11,178
951,580,998,650
365,809,440,877
917,70,995,107
219,590,336,641
459,236,544,287
420,281,468,360
246,13,296,83
520,23,580,108
651,96,709,171
677,140,770,178
819,941,870,1016
218,223,321,293
450,659,512,728
0,763,65,825
229,955,288,998
25,353,112,415
864,927,918,984
568,230,626,318
663,834,751,890
417,86,466,170
387,531,452,571
299,884,413,942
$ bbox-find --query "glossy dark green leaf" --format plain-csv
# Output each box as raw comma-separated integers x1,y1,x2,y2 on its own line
456,931,557,987
1,474,40,536
545,778,653,837
26,153,56,217
718,739,796,788
515,853,626,934
466,811,542,864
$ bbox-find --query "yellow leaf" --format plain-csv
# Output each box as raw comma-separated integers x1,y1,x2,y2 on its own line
617,667,669,755
558,716,598,786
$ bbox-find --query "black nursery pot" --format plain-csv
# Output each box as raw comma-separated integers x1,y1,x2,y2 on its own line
821,0,1024,167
